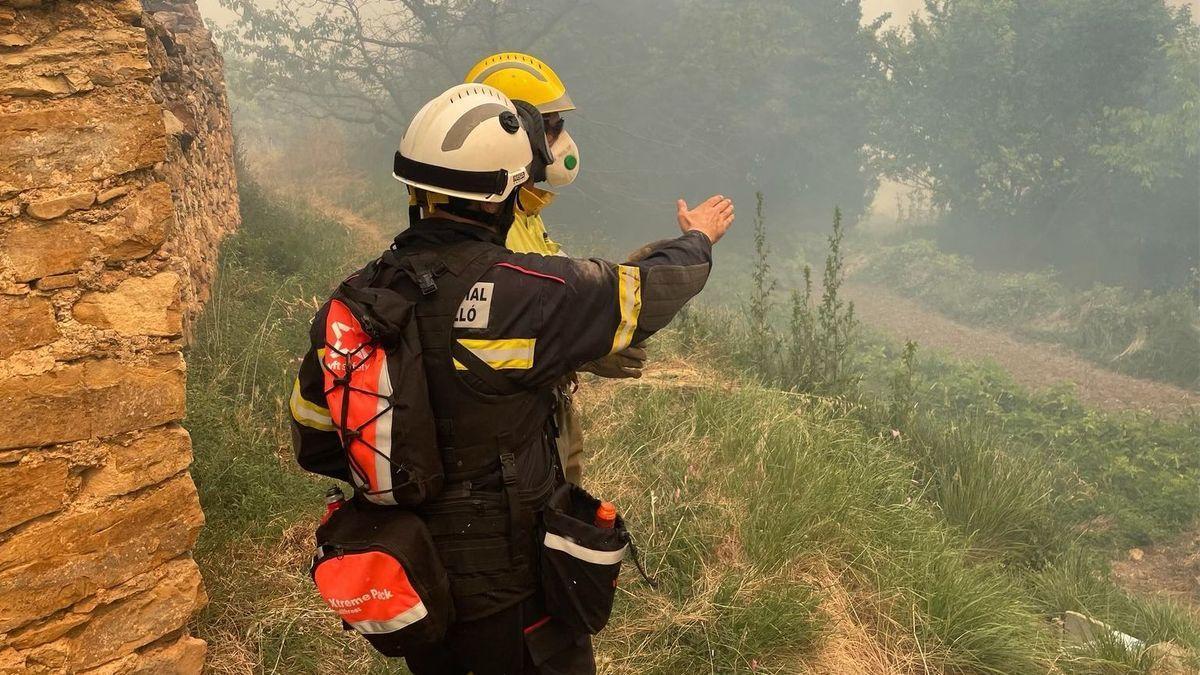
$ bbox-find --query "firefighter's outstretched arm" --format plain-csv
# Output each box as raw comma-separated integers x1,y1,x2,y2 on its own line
465,195,733,389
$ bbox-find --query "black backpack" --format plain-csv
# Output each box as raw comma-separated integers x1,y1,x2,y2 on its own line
316,252,445,507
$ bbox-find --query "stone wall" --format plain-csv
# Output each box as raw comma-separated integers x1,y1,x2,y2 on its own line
0,0,237,671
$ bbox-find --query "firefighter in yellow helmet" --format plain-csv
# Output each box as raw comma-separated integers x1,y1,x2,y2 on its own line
465,53,645,486
464,52,576,256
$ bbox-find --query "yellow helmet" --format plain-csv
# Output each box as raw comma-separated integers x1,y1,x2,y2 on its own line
465,52,575,114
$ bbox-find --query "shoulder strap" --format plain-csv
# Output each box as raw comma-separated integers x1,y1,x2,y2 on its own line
387,241,535,396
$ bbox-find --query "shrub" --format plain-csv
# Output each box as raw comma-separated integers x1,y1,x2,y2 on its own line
738,198,860,396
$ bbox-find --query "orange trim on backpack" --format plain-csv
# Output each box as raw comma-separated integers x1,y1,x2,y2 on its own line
323,300,395,500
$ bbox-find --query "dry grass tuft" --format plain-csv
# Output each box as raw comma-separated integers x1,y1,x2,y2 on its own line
792,561,936,675
197,515,384,674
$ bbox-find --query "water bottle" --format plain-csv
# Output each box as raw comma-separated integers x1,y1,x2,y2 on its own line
322,486,345,524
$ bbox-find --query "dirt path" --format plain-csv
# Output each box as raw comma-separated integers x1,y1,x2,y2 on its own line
845,283,1200,417
1110,528,1200,610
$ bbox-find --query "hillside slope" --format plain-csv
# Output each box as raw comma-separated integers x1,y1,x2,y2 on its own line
188,182,1199,673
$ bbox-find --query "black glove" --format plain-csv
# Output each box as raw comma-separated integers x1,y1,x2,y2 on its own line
579,346,647,379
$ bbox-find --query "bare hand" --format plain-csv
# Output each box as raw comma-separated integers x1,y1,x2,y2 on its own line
676,195,734,244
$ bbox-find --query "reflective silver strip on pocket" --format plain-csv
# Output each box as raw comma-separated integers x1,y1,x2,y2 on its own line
543,532,628,565
349,601,429,635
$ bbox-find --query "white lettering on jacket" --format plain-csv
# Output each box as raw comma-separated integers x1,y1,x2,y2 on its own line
454,282,493,329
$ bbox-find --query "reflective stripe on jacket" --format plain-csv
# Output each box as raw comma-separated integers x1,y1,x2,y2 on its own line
291,218,712,477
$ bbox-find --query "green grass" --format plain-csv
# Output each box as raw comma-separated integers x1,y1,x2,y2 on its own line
186,177,396,672
187,176,357,545
861,338,1200,552
188,179,1199,673
665,313,1200,673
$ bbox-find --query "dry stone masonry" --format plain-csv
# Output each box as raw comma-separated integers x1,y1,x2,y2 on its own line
0,0,238,671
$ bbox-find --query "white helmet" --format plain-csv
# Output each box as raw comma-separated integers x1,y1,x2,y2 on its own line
393,84,532,203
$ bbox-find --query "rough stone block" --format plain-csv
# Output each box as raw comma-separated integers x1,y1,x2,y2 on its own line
65,558,206,670
91,180,174,262
5,558,206,668
74,272,182,337
0,456,68,533
0,295,57,359
79,634,205,675
1,220,94,283
25,191,95,220
9,640,68,674
0,101,165,197
0,33,29,47
0,474,204,633
96,186,130,204
0,354,186,451
1,182,173,281
34,273,77,290
0,70,93,98
161,108,185,136
3,605,90,651
0,648,24,675
78,424,192,499
0,15,151,96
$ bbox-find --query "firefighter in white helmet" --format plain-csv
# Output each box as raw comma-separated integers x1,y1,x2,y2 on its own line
292,83,733,673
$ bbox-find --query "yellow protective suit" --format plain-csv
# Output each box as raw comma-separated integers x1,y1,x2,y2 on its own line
506,186,562,256
504,186,585,484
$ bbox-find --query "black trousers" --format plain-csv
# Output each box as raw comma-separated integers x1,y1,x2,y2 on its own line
404,598,596,675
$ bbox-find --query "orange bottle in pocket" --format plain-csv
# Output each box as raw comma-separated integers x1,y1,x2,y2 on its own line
594,501,617,529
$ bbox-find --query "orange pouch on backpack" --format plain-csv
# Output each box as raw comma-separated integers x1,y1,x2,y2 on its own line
311,499,453,656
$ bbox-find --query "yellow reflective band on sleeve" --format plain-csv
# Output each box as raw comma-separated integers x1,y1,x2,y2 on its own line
611,265,642,353
289,377,335,431
454,338,536,370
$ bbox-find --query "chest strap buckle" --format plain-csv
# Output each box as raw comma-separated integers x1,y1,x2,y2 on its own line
417,271,437,295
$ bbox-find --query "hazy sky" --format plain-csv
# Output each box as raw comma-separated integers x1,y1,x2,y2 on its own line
861,0,926,28
199,0,929,29
861,0,1198,29
197,0,1198,31
196,0,234,25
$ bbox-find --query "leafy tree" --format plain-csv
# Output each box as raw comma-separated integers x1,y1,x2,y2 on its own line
535,0,882,232
216,0,883,243
871,0,1199,288
216,0,580,129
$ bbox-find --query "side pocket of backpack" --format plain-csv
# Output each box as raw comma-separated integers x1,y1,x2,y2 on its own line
311,500,453,656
